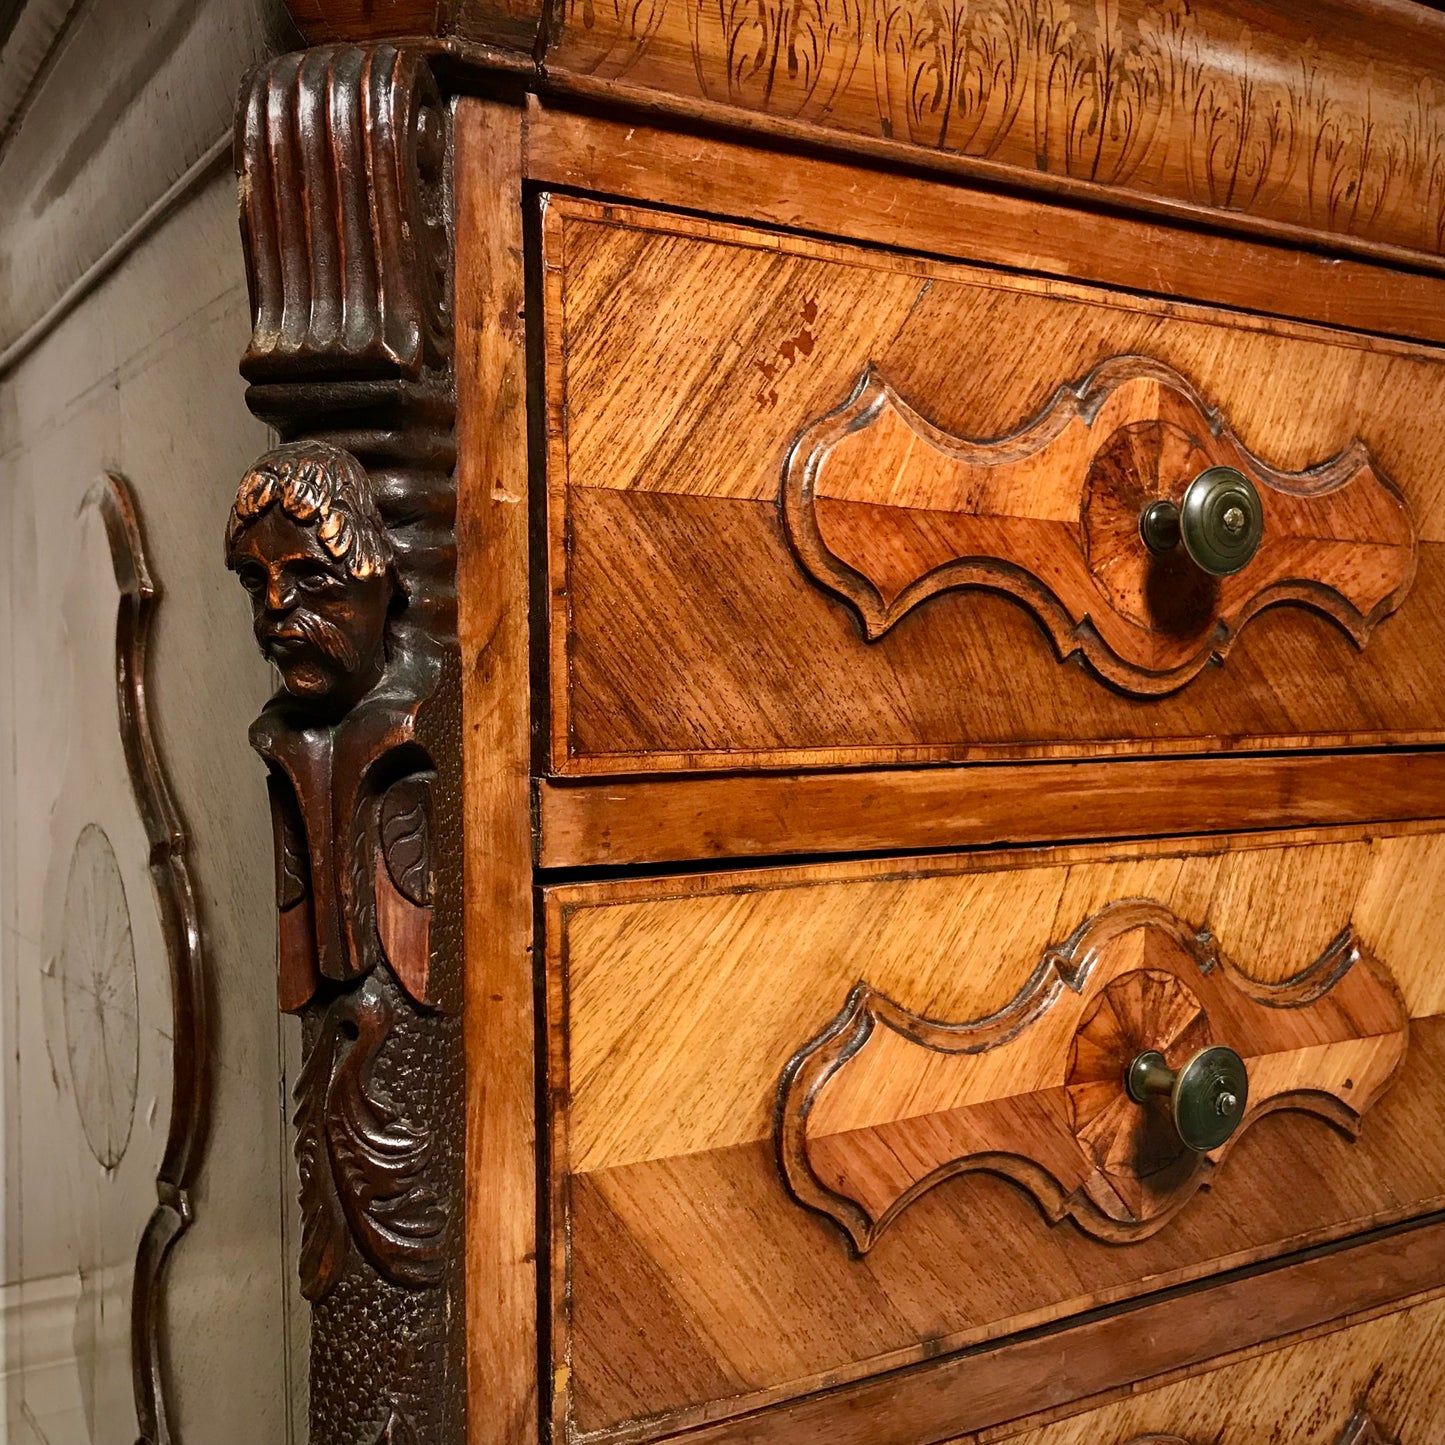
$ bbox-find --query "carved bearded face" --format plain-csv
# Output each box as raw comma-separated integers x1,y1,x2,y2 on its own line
226,443,399,713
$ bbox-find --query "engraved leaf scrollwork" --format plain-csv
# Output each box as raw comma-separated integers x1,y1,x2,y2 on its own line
556,0,1445,256
693,0,867,120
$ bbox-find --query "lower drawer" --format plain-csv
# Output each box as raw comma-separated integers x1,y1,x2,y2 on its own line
992,1287,1445,1444
543,826,1445,1443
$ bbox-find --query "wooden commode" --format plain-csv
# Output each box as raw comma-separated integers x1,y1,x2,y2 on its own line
221,4,1445,1442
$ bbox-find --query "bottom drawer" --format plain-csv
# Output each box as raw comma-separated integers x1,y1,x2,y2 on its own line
997,1287,1445,1444
543,826,1445,1443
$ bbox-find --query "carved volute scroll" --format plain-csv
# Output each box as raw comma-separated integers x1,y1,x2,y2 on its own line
777,901,1408,1253
230,43,462,1445
782,357,1417,695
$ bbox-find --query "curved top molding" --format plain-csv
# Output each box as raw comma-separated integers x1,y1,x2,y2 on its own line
284,0,1445,271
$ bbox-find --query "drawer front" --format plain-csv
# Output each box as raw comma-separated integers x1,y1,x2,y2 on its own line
542,196,1445,774
992,1291,1445,1445
544,828,1445,1442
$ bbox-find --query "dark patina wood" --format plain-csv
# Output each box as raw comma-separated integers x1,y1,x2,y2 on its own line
231,42,466,1445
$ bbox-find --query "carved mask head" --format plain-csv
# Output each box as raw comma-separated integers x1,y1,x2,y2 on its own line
225,442,401,712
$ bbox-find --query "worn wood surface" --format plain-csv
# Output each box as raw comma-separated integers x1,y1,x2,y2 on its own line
985,1287,1445,1443
454,96,539,1445
233,41,467,1444
535,750,1445,868
538,0,1445,268
653,1217,1445,1445
543,197,1445,773
522,104,1445,348
545,828,1445,1440
291,0,1445,272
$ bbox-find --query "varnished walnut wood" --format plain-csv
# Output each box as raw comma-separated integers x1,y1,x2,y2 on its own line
779,901,1407,1250
454,97,539,1445
290,0,1445,274
522,103,1445,349
225,21,1445,1442
232,41,466,1445
543,196,1445,773
535,750,1445,869
663,1216,1445,1445
545,827,1445,1441
1117,1409,1398,1445
988,1292,1444,1444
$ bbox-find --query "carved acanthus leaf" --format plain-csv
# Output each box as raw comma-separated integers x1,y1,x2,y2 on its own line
295,976,447,1301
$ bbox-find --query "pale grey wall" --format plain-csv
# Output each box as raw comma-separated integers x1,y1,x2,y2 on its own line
0,1,309,1437
0,168,304,1443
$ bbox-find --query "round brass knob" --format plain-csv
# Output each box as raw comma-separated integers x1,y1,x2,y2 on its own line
1140,465,1264,577
1125,1044,1250,1152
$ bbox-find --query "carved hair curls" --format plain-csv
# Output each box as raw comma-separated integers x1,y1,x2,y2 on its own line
225,440,401,587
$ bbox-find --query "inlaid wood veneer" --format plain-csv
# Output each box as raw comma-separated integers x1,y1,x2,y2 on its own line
993,1293,1445,1444
779,901,1407,1251
545,827,1445,1442
543,197,1445,773
783,357,1415,693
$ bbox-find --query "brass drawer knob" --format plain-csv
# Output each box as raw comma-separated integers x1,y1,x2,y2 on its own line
1140,465,1265,577
1126,1044,1250,1152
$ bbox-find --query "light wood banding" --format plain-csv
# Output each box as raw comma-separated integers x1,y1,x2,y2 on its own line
535,751,1445,869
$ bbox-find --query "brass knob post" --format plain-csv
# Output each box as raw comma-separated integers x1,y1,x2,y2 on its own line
1140,465,1264,577
1126,1044,1250,1152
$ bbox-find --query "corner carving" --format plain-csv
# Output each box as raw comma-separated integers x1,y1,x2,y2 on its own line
232,42,462,1445
777,901,1407,1253
782,357,1417,695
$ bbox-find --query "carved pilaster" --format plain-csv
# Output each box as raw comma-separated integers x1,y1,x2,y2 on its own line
230,43,463,1445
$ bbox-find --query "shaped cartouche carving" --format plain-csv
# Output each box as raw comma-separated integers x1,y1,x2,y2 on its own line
777,901,1408,1251
782,356,1417,695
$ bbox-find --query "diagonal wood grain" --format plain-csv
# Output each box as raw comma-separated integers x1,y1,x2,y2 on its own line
544,198,1445,772
548,828,1445,1440
781,903,1406,1249
782,361,1415,691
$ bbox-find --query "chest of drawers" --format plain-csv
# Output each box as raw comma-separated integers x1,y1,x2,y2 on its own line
222,4,1445,1441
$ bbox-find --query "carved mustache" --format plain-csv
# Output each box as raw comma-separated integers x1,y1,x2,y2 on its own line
256,609,360,675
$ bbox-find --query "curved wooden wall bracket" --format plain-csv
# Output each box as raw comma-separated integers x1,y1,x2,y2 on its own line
231,41,463,1445
86,475,211,1445
782,356,1417,695
777,900,1407,1253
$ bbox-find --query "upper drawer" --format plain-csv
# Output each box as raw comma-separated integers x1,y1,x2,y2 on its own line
540,196,1445,774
